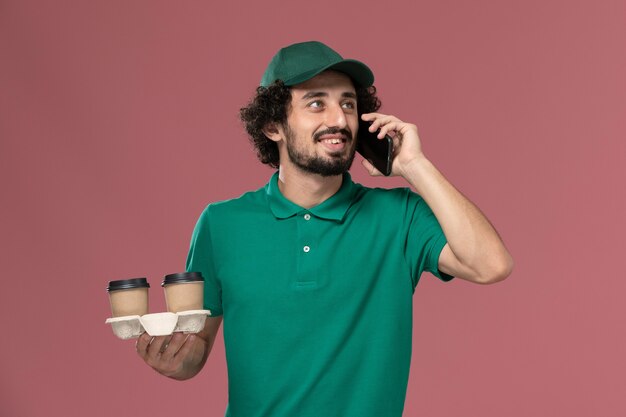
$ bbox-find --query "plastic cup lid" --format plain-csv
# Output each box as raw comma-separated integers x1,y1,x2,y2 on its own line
107,277,150,292
161,272,204,286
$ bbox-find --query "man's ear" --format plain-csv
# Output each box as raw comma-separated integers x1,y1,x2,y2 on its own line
262,123,283,143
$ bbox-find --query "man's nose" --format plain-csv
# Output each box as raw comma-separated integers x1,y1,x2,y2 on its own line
325,103,348,129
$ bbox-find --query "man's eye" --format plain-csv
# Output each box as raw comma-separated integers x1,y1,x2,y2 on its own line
308,100,323,108
342,101,356,109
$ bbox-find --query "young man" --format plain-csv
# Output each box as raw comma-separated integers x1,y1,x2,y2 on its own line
136,41,513,417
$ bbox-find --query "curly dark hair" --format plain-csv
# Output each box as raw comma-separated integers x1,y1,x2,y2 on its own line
239,79,382,169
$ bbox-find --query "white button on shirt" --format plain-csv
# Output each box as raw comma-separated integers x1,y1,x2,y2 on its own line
303,246,310,253
304,214,311,220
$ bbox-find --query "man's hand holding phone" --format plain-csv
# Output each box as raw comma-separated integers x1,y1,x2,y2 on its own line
359,113,426,178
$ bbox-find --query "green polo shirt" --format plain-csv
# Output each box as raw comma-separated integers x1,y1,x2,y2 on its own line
185,172,452,417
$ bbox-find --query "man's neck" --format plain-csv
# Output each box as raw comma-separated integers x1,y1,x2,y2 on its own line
277,165,344,209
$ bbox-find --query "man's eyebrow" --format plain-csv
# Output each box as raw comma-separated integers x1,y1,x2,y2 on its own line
301,91,328,100
300,91,357,100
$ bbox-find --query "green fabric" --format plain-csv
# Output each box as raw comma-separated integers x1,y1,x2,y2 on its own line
186,172,452,417
260,41,374,87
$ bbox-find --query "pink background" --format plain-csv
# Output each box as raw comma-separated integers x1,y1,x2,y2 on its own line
1,0,624,415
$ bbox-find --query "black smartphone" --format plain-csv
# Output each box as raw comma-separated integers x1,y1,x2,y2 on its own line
356,119,394,176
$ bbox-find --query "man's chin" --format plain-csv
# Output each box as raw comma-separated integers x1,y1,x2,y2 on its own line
296,158,354,177
320,157,356,176
287,144,356,176
321,145,356,159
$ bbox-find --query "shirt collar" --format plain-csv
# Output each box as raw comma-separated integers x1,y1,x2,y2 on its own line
266,171,357,221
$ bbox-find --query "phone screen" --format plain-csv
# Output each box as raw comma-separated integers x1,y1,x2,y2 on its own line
356,119,394,176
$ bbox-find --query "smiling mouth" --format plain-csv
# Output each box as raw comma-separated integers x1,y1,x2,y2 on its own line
314,127,352,145
319,137,347,145
317,136,349,155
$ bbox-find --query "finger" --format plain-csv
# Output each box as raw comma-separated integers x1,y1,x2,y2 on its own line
361,159,382,176
378,121,403,139
173,334,197,360
159,332,186,360
136,332,152,359
360,112,385,122
146,335,168,360
370,116,402,136
367,115,389,132
159,335,173,353
361,113,398,129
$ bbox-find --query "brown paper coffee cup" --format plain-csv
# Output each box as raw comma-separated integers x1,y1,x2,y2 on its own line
107,278,150,317
162,272,204,313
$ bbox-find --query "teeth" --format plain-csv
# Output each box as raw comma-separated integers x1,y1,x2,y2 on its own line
322,138,343,144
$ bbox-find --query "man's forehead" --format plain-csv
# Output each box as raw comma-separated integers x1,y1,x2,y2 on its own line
291,70,356,98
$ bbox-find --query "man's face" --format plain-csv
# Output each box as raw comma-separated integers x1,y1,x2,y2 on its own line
279,70,359,177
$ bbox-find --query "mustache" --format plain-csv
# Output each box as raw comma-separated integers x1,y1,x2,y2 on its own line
313,127,352,142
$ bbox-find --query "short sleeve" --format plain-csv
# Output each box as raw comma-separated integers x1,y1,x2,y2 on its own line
402,189,454,290
185,205,224,316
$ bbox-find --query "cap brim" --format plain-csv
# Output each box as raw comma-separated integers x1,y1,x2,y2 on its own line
283,59,374,88
326,59,375,87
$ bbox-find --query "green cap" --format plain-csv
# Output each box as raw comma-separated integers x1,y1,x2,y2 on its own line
260,41,374,88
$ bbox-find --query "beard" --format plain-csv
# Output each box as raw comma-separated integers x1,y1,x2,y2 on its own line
283,123,356,177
